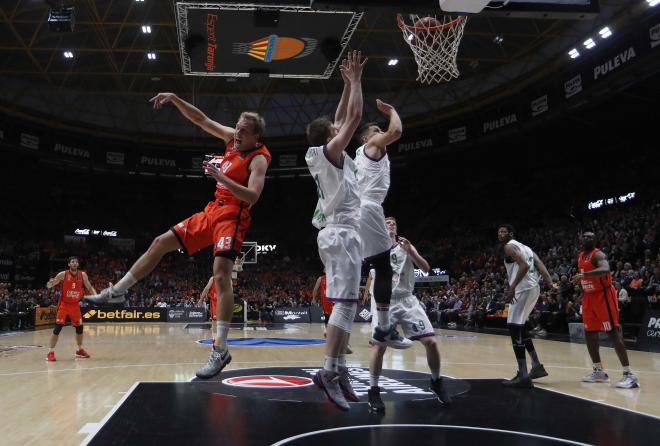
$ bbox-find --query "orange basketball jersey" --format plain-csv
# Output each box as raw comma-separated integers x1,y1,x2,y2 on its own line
578,248,612,293
60,270,85,304
213,140,271,206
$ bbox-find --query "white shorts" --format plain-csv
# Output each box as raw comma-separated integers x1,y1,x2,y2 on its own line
317,225,362,302
507,285,540,326
371,295,435,340
359,200,391,259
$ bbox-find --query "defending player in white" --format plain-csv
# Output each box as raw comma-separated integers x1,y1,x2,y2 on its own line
499,224,557,388
355,99,412,349
364,217,451,412
305,50,366,410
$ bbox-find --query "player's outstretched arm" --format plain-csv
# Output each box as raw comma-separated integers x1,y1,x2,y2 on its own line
334,58,351,128
82,272,97,296
365,100,402,156
533,254,557,289
204,154,268,205
326,50,367,165
46,271,65,289
149,92,235,143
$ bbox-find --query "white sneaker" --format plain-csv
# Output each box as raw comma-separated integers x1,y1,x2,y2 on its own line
85,283,126,305
581,369,609,383
615,373,640,389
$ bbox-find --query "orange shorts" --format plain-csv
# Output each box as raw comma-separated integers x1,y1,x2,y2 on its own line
56,303,83,327
172,200,251,260
583,286,619,332
209,296,218,321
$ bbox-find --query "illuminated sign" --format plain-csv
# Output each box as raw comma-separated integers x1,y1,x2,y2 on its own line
74,228,118,237
587,192,635,210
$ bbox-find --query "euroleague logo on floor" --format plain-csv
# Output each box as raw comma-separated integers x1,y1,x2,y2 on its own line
190,366,464,404
223,375,313,388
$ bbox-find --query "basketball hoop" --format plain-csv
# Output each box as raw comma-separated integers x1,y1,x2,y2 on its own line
396,13,467,84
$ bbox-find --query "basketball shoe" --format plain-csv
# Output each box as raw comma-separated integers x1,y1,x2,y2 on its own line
502,371,533,388
529,363,549,380
615,372,640,389
368,387,385,413
338,366,359,402
46,351,56,362
581,369,609,383
313,369,349,410
196,346,232,379
371,325,412,349
85,283,126,305
430,377,452,404
75,348,90,359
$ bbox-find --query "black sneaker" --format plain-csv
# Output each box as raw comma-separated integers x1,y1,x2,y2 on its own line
502,372,533,388
430,377,452,404
371,325,413,349
368,386,385,413
529,363,549,380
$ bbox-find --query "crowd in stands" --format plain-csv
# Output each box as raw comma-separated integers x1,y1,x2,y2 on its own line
1,199,658,334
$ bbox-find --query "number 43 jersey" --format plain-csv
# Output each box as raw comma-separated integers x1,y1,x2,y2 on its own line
305,145,360,230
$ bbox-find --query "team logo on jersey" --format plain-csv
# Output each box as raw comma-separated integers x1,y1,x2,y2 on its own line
222,375,313,388
233,35,318,62
221,161,231,173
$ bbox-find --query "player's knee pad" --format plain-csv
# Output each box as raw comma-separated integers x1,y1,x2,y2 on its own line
328,302,357,333
508,324,524,347
371,251,393,305
53,324,64,335
75,325,84,335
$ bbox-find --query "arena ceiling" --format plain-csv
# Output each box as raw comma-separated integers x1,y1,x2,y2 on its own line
0,0,638,140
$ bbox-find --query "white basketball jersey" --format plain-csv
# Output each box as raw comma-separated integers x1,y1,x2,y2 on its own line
390,244,415,297
504,240,539,292
368,243,415,298
355,145,390,204
305,145,360,229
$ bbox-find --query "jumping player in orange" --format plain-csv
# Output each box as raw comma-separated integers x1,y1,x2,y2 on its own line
575,231,640,388
45,256,96,361
86,93,271,379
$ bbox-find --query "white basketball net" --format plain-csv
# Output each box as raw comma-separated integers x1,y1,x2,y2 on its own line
397,13,467,84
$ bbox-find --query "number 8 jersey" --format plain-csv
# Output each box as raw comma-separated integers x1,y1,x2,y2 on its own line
305,145,360,230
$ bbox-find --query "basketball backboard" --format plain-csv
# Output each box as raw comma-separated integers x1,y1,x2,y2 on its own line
175,2,362,78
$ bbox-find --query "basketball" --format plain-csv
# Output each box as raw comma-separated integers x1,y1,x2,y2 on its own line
412,16,441,47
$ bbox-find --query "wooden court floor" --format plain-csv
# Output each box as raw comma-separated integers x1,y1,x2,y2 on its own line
0,322,658,446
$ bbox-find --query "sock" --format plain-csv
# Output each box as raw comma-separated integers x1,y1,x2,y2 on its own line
593,362,603,371
77,345,83,351
431,370,441,381
337,355,346,368
623,366,631,374
513,344,528,377
49,348,54,353
114,272,137,293
214,321,230,351
369,374,379,387
377,308,390,328
324,356,338,373
524,339,540,366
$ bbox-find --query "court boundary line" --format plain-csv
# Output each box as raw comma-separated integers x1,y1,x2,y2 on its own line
270,424,592,446
79,381,140,446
